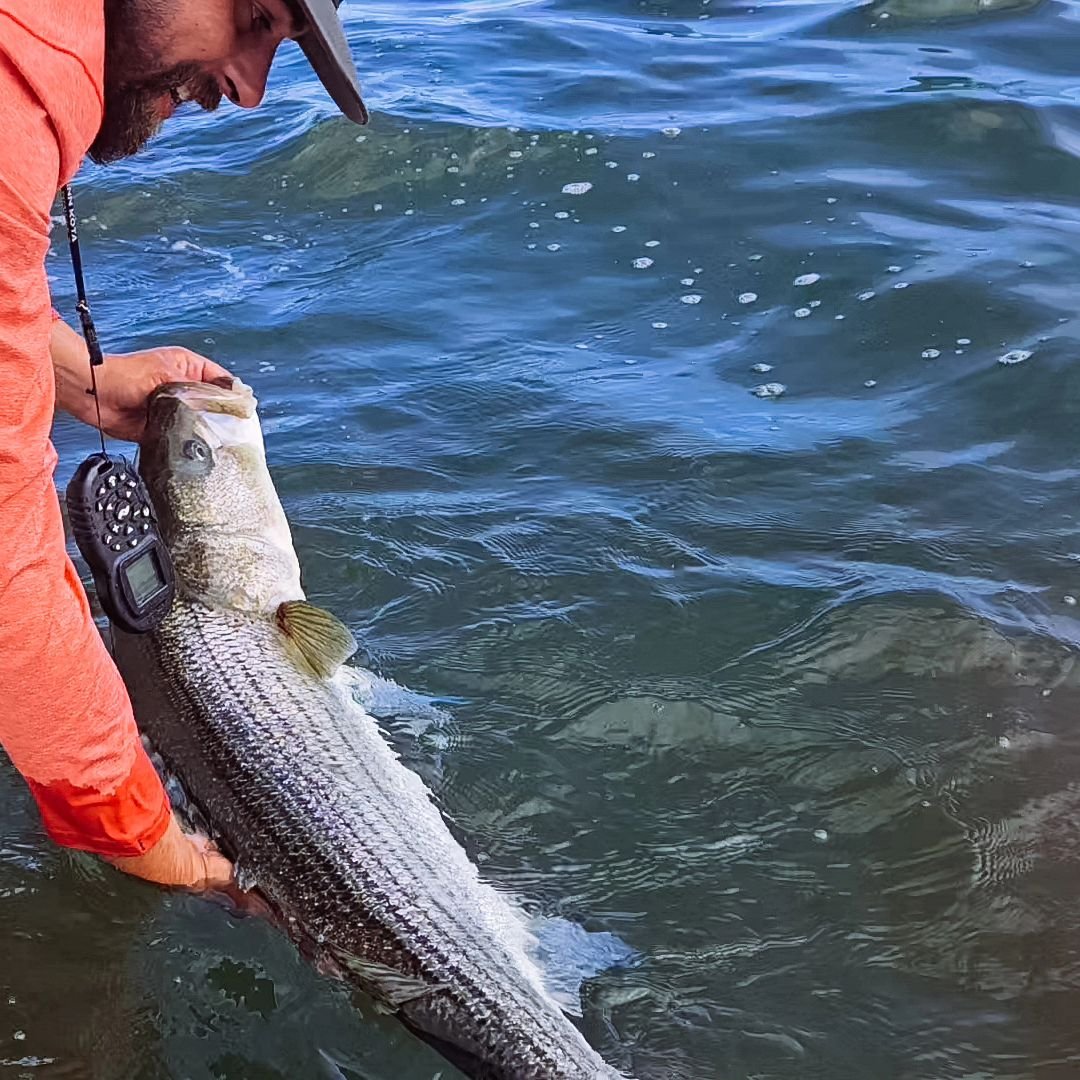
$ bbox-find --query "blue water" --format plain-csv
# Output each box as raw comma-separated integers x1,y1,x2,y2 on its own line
5,0,1080,1076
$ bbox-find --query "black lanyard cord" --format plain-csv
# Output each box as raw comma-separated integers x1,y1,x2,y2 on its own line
60,184,108,457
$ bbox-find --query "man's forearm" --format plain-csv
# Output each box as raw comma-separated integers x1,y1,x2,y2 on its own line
51,316,97,423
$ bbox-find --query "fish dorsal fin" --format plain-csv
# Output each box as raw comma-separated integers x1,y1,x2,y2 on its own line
277,601,357,678
329,947,449,1011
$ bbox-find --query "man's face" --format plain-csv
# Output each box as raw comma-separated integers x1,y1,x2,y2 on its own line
92,0,304,164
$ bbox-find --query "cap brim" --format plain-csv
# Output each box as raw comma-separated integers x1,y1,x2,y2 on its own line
295,0,369,124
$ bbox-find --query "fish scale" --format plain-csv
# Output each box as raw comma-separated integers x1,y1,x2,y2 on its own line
115,601,625,1080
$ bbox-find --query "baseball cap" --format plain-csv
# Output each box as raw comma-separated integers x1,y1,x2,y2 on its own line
294,0,369,124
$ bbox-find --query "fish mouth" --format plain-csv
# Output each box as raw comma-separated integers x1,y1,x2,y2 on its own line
149,378,257,420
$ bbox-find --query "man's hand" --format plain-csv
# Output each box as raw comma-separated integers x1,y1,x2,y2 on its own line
105,813,234,891
52,320,233,443
108,816,270,918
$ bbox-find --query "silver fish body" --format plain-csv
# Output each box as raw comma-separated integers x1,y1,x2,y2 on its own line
114,380,628,1080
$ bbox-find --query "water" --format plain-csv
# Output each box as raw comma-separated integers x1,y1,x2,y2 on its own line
6,0,1080,1075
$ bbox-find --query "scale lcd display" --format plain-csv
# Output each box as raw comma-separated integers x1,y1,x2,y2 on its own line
124,547,167,607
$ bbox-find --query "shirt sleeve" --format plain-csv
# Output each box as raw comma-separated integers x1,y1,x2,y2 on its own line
0,49,170,858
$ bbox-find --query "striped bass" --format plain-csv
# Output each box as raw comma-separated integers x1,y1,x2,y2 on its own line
113,380,630,1080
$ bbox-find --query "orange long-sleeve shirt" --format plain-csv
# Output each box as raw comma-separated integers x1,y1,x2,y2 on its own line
0,0,171,857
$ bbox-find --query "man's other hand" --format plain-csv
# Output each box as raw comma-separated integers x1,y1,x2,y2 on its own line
52,321,233,443
94,346,234,443
105,813,234,891
79,346,233,443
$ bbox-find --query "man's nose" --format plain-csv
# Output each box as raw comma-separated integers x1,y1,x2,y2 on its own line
220,41,279,109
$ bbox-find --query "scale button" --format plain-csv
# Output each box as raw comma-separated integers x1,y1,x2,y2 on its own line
95,501,104,513
111,542,124,552
95,485,106,500
128,538,139,548
108,523,121,535
123,525,134,535
107,475,118,488
116,503,132,521
141,523,150,533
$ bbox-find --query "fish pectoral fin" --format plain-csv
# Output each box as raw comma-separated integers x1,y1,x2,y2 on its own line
277,601,358,678
329,948,449,1010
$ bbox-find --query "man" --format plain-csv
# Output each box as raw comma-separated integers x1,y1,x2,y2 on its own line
0,0,367,890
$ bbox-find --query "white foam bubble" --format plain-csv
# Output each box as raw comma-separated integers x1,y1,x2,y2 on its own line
633,257,654,269
794,307,812,318
680,294,702,304
753,383,786,399
922,349,940,359
858,290,875,302
999,349,1032,365
794,273,820,287
739,293,758,305
751,363,773,373
562,182,593,196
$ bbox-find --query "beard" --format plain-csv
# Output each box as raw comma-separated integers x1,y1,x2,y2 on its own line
91,0,223,164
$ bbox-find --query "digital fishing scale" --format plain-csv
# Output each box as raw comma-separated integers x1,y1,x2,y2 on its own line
60,185,176,634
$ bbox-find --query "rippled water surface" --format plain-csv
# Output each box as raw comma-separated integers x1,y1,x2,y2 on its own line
8,0,1080,1076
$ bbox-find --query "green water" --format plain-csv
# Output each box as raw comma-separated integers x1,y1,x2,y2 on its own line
5,0,1080,1076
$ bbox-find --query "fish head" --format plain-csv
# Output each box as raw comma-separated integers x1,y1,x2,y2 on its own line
140,378,304,616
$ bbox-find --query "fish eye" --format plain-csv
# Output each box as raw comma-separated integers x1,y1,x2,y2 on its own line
183,438,210,462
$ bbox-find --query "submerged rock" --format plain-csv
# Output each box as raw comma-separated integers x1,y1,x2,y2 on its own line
869,0,1042,22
